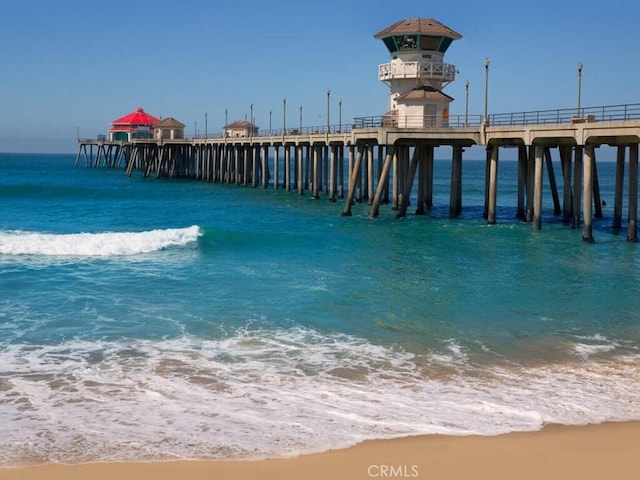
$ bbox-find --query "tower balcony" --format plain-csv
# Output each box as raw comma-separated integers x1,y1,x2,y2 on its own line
378,61,457,83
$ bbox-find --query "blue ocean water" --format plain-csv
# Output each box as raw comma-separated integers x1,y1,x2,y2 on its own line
1,152,639,465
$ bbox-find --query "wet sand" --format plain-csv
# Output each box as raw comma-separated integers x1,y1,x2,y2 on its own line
1,421,638,480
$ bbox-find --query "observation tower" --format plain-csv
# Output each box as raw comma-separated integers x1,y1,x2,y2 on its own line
374,18,462,128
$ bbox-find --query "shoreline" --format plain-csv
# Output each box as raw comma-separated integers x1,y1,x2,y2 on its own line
2,421,639,480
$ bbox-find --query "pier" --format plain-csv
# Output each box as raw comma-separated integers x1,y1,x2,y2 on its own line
75,18,640,243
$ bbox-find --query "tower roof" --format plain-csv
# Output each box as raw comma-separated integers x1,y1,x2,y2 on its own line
111,107,161,127
396,86,454,102
157,117,185,128
224,120,258,129
374,18,462,40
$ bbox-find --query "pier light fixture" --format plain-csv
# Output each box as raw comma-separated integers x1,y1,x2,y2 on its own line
205,112,208,139
339,99,342,133
483,58,490,122
326,89,331,133
465,80,469,127
225,109,228,129
269,110,272,133
299,105,303,133
577,61,583,116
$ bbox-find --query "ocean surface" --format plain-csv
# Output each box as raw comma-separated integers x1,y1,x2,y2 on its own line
1,151,639,466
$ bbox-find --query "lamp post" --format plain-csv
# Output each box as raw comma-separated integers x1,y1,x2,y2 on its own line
577,61,583,117
283,97,287,134
339,99,342,133
269,110,272,133
465,80,469,127
483,58,490,123
250,104,253,137
205,112,208,139
299,105,303,133
326,89,331,133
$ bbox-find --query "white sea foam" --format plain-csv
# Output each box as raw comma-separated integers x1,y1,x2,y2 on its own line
571,334,621,359
0,226,202,257
1,327,640,466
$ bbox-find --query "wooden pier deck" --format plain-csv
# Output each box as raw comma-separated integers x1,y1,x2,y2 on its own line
76,103,640,243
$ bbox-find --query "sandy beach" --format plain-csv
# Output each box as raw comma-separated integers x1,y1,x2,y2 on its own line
1,421,638,480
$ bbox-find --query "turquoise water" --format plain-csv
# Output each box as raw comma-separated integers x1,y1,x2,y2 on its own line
1,152,639,465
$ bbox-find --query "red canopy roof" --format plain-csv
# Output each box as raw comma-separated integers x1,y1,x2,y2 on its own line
111,107,161,127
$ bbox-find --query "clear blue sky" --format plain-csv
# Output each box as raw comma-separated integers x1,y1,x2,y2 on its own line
1,0,638,153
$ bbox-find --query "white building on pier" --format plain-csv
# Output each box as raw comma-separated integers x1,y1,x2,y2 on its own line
374,18,462,128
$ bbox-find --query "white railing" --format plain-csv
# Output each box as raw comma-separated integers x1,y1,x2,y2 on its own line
378,61,457,82
353,114,484,129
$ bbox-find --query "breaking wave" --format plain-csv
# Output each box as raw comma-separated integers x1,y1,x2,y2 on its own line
0,226,202,257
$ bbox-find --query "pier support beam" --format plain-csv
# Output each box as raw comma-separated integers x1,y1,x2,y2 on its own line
525,145,535,223
449,145,463,218
329,145,337,202
262,145,269,188
533,145,544,230
483,148,490,219
416,151,426,216
572,146,583,229
312,146,320,199
273,146,280,189
284,146,291,191
545,148,561,215
342,146,364,216
297,145,304,195
487,144,499,224
516,145,527,219
560,146,573,224
367,145,374,204
397,146,421,218
242,146,249,186
582,146,595,243
369,146,395,218
628,143,638,241
592,150,603,219
613,145,626,229
338,147,345,199
424,145,434,211
234,147,240,185
392,150,400,210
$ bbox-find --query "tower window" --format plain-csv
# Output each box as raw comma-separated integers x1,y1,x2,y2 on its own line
383,37,398,52
419,35,441,50
395,35,417,50
438,37,453,52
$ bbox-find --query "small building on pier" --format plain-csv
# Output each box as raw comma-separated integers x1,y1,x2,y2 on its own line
109,107,161,142
223,120,258,138
154,117,186,140
375,18,461,128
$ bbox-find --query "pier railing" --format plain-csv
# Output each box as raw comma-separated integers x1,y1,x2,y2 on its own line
352,103,640,129
488,103,640,126
352,114,483,129
378,61,457,83
85,103,640,143
184,124,354,140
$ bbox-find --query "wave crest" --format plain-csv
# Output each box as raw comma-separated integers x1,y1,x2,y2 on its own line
0,226,202,257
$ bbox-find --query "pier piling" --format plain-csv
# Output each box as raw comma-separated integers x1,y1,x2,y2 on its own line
582,146,595,243
629,143,639,241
